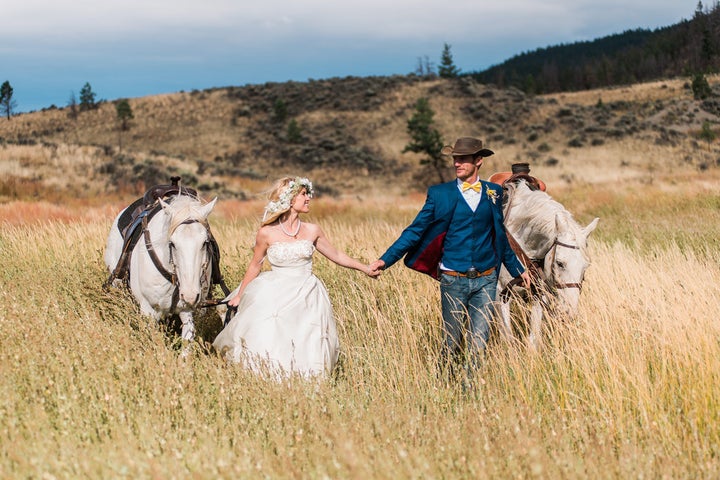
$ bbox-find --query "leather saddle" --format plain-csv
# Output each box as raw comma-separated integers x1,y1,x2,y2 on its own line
488,162,546,192
106,176,199,287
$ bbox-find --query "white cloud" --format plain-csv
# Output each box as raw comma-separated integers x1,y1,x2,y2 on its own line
4,0,689,41
2,0,694,112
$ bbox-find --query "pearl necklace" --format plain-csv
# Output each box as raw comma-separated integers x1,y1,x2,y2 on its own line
279,219,301,238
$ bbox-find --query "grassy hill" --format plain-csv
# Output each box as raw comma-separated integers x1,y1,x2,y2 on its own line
1,74,719,205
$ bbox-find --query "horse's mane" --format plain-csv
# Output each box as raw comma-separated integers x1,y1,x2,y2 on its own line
506,180,582,241
165,195,209,235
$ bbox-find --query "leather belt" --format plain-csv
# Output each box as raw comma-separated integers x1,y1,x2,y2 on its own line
440,267,495,279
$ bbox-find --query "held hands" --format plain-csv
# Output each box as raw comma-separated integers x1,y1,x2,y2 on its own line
366,259,385,278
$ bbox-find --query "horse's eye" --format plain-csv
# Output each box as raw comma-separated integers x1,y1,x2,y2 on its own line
556,261,566,270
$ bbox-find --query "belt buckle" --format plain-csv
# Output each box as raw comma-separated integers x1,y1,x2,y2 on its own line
466,267,479,279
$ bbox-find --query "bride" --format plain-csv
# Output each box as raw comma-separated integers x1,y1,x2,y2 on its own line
213,176,381,377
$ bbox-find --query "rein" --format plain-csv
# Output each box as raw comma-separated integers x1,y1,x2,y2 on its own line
142,214,180,284
499,183,545,302
142,214,181,311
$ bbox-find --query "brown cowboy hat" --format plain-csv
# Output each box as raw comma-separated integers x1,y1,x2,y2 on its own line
440,137,494,157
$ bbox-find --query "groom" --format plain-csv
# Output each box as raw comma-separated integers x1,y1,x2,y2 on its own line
371,137,530,372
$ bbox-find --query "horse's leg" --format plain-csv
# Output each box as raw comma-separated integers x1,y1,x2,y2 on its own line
179,311,195,342
138,298,159,318
527,297,544,351
104,215,123,271
498,298,514,342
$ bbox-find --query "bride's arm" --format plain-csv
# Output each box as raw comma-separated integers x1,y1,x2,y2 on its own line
313,224,379,277
228,228,270,307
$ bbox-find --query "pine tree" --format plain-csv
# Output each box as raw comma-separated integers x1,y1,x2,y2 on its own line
691,72,712,99
286,119,303,143
0,81,17,120
115,99,134,152
403,98,446,183
272,99,288,123
79,82,97,111
116,99,133,130
438,43,460,79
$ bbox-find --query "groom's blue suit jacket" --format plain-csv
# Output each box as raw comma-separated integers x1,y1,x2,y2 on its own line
380,180,525,280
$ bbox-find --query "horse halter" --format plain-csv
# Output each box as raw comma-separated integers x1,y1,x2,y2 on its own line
168,217,213,268
143,216,212,285
545,238,583,290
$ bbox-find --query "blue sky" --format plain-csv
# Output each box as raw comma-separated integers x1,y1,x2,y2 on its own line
3,1,694,113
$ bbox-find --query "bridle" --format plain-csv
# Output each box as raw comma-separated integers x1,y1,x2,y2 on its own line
501,235,584,302
142,215,214,310
543,238,584,291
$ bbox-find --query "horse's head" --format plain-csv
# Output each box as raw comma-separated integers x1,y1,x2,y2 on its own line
545,213,599,315
160,196,218,308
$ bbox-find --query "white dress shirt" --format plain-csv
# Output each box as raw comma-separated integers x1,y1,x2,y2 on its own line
457,178,481,212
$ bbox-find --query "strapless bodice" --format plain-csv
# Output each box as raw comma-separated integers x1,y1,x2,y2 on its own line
267,240,314,273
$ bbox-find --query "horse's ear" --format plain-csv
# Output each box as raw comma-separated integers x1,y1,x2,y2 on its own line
555,212,570,231
583,217,599,237
159,198,171,212
198,197,218,219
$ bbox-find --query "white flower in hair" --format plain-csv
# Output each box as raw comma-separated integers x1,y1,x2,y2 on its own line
263,177,314,220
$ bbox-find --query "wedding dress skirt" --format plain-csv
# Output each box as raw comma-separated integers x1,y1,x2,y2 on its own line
212,240,339,377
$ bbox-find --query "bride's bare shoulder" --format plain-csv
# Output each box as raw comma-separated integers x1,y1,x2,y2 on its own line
302,222,322,235
256,224,279,243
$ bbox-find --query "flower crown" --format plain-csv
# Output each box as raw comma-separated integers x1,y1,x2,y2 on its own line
263,177,314,219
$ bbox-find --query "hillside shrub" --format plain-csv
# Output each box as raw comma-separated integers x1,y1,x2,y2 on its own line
698,121,717,142
538,142,552,152
691,72,713,100
701,98,720,116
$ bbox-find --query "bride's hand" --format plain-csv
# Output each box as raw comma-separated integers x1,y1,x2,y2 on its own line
228,294,241,307
366,264,382,278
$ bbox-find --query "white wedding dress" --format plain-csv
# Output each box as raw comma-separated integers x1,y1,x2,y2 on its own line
212,240,339,377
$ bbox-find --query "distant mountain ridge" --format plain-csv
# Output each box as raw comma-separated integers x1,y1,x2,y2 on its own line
469,3,720,94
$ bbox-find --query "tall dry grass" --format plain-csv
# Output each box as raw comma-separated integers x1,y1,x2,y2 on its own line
1,185,719,478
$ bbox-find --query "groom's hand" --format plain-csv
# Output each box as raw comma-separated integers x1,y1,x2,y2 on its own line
365,259,385,278
519,270,531,289
369,259,385,275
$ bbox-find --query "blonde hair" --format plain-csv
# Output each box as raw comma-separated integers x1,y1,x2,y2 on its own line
261,176,314,226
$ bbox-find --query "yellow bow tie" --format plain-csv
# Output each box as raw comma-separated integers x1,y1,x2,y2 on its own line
461,181,481,193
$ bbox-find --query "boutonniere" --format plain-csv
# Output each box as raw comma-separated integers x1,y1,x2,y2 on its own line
485,187,498,204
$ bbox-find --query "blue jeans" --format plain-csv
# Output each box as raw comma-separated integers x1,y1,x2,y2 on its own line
439,271,498,371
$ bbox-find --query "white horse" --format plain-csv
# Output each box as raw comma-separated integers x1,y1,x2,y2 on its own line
496,179,599,349
104,194,218,342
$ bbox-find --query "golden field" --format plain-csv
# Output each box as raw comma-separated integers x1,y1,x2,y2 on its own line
1,174,720,478
1,76,720,478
